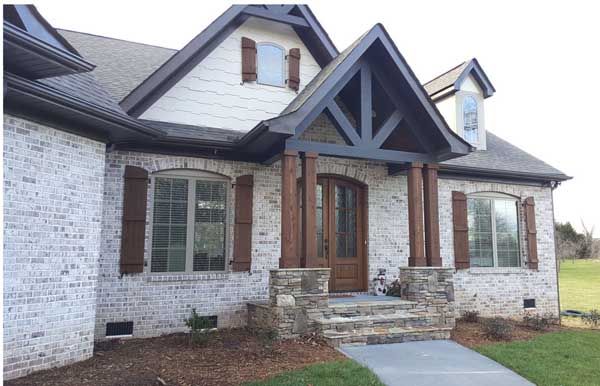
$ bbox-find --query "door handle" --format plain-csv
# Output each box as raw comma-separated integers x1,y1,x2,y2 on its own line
324,239,329,257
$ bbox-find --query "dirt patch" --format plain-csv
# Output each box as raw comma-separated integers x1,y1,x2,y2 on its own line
452,318,564,348
7,329,345,386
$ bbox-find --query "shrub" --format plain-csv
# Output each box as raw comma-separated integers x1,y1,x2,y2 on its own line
460,310,480,323
523,313,552,331
184,308,215,345
582,309,600,327
483,317,513,340
257,327,279,348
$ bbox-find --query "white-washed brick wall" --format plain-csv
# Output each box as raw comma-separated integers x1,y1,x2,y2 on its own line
97,146,410,338
97,153,277,338
140,17,322,132
97,117,559,340
3,115,105,380
438,178,559,318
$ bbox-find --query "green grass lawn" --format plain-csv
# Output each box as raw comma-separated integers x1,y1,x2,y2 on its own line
476,331,600,386
243,360,383,386
559,259,600,312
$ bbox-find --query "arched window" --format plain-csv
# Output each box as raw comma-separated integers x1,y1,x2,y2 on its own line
256,43,285,87
150,170,229,273
463,96,479,143
467,192,521,268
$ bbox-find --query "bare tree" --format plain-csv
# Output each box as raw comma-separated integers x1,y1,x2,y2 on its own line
577,221,595,259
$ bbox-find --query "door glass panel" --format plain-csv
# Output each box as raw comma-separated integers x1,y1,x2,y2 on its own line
316,184,324,258
335,184,357,258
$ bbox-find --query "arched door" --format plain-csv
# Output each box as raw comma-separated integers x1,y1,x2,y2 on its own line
317,176,367,292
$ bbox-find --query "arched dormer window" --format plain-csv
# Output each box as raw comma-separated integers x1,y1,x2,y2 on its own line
256,42,285,87
463,96,479,143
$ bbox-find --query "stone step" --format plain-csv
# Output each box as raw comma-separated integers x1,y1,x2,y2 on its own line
326,298,417,317
322,326,452,348
314,311,435,332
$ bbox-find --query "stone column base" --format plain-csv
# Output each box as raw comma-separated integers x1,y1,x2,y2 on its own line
248,268,330,339
399,267,455,328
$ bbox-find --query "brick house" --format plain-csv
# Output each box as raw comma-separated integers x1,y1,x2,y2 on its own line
3,4,570,380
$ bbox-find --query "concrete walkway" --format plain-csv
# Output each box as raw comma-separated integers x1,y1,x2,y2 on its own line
340,340,533,386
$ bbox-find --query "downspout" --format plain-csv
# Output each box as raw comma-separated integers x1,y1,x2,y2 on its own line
550,181,562,324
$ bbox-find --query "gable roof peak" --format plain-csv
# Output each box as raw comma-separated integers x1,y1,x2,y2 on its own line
424,57,495,101
119,3,338,116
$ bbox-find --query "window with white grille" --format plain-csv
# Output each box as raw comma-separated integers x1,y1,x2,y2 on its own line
150,171,228,273
467,193,521,268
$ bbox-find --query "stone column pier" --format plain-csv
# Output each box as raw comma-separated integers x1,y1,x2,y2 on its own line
399,267,455,328
248,268,330,338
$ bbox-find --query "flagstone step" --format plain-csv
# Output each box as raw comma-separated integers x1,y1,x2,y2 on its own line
314,311,436,332
323,326,453,347
326,298,418,317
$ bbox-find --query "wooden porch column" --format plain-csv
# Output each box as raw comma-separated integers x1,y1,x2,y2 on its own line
301,152,318,268
280,150,299,268
407,162,426,267
423,164,442,267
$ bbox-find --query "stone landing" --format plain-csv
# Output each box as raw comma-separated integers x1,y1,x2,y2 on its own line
247,267,455,347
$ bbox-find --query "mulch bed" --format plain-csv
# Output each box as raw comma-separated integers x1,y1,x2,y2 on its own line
451,318,564,348
7,329,345,386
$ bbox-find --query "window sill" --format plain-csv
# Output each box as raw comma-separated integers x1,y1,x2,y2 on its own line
144,271,250,282
464,267,530,275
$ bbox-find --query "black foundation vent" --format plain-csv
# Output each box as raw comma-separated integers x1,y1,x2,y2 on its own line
106,321,134,337
524,299,536,309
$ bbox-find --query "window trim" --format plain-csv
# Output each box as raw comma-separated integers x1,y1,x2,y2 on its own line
256,42,286,88
467,192,522,268
147,169,231,275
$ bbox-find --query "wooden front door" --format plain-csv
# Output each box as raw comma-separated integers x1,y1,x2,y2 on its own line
318,177,366,292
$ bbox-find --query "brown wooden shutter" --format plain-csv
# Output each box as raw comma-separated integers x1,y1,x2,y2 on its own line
288,48,301,91
241,37,256,82
232,175,254,271
120,166,149,274
523,197,538,269
452,191,470,269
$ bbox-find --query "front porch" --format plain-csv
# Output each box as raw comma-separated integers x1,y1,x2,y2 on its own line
247,267,455,346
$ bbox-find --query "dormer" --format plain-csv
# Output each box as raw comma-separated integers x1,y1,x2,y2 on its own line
424,58,495,150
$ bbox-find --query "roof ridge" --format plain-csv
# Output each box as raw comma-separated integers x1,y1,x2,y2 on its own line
423,60,468,86
57,28,178,52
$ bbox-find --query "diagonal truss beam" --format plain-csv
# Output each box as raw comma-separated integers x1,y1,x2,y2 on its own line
371,110,403,148
324,101,362,146
371,65,433,154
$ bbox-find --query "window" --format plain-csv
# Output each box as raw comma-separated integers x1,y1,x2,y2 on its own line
150,171,228,273
256,43,285,87
467,194,521,267
463,96,479,143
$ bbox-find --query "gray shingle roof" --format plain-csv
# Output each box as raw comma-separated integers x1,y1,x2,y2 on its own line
39,71,126,115
423,61,468,97
51,28,567,181
58,29,176,102
141,120,242,143
442,132,568,179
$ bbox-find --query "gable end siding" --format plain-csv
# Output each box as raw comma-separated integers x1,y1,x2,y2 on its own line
140,17,321,132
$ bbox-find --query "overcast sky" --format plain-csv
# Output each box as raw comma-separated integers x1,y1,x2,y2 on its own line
30,0,600,232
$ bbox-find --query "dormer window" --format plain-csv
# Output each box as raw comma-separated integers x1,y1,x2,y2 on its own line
256,42,285,87
463,95,479,143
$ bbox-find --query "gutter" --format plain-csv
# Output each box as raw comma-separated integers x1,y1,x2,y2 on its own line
4,22,95,75
438,164,572,184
